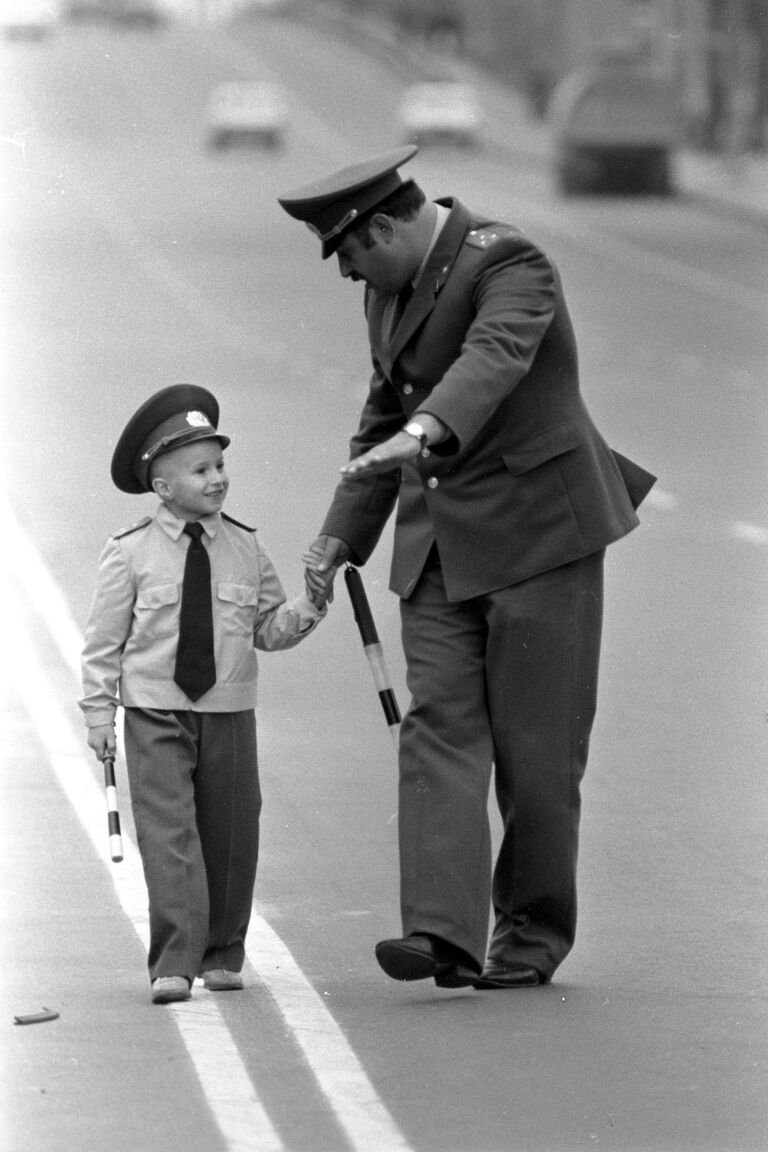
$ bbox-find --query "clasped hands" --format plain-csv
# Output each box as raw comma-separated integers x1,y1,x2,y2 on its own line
303,535,349,607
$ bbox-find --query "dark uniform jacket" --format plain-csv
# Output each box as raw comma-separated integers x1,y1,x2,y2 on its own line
322,197,655,601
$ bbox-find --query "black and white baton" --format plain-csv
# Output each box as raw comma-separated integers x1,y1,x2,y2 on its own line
102,755,124,863
344,564,401,751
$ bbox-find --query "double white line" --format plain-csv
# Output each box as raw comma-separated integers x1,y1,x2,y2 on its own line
2,496,411,1152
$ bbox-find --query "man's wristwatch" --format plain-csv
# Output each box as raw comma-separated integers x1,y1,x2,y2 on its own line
403,421,429,450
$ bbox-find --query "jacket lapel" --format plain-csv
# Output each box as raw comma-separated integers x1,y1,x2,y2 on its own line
372,199,471,375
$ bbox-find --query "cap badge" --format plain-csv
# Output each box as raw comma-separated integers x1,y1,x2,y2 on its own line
186,410,211,428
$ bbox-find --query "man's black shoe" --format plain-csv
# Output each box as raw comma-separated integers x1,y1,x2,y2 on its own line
375,934,477,987
473,963,543,989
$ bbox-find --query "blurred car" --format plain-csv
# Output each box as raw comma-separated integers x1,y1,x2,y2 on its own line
399,82,483,147
1,2,57,40
549,51,677,196
206,82,288,151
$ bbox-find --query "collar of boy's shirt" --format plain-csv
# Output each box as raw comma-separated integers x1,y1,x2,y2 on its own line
155,502,221,541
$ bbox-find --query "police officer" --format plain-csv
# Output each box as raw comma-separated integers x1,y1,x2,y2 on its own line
278,148,655,989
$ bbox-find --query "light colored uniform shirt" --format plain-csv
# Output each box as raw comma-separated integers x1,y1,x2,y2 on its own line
79,503,325,727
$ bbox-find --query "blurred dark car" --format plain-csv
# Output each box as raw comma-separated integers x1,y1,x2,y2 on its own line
550,52,677,196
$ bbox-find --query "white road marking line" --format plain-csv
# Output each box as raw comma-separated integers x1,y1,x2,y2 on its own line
247,916,413,1152
3,495,414,1152
6,500,84,679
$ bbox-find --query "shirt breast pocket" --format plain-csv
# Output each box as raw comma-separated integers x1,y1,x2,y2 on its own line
134,583,179,641
217,582,259,636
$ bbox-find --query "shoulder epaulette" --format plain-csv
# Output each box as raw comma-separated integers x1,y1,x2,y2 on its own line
222,511,257,533
112,516,152,539
464,224,519,250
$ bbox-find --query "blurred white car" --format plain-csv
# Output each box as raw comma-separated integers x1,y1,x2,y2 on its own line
206,82,289,151
1,2,57,40
399,82,483,147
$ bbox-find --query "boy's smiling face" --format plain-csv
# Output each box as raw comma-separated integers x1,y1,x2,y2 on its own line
150,438,229,521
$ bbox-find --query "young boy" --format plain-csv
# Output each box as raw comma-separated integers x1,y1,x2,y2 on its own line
80,384,329,1004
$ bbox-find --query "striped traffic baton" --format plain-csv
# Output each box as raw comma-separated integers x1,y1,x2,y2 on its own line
344,564,401,752
102,754,124,863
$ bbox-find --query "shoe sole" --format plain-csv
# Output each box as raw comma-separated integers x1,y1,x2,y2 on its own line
375,940,436,981
203,978,243,991
376,941,477,987
473,972,543,989
151,990,191,1004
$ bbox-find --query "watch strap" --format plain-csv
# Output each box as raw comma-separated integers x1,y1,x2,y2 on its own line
403,422,428,449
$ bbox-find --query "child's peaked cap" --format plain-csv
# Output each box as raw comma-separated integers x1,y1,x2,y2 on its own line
111,384,230,494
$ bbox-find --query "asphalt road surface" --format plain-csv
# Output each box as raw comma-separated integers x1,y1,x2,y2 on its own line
1,8,767,1152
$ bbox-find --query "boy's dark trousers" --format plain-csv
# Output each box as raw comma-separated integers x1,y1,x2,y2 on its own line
123,707,261,984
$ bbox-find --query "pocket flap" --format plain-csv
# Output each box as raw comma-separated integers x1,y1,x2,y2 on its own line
502,424,582,476
218,583,259,608
136,583,179,609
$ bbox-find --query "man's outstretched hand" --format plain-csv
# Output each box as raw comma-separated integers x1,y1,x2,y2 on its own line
339,430,423,477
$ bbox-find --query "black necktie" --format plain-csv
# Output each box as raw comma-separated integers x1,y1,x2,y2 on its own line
390,284,413,338
174,522,216,702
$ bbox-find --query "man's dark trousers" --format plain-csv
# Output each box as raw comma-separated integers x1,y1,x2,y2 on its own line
397,547,604,979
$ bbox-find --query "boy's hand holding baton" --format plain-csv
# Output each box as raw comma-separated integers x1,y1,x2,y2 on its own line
86,724,123,863
102,754,124,863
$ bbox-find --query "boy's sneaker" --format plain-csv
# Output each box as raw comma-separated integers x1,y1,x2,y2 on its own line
151,976,191,1004
203,969,243,991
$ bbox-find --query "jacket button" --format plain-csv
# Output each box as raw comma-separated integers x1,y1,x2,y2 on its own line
403,383,413,395
427,477,439,489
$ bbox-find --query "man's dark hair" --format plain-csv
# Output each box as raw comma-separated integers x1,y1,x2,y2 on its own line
347,180,426,248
